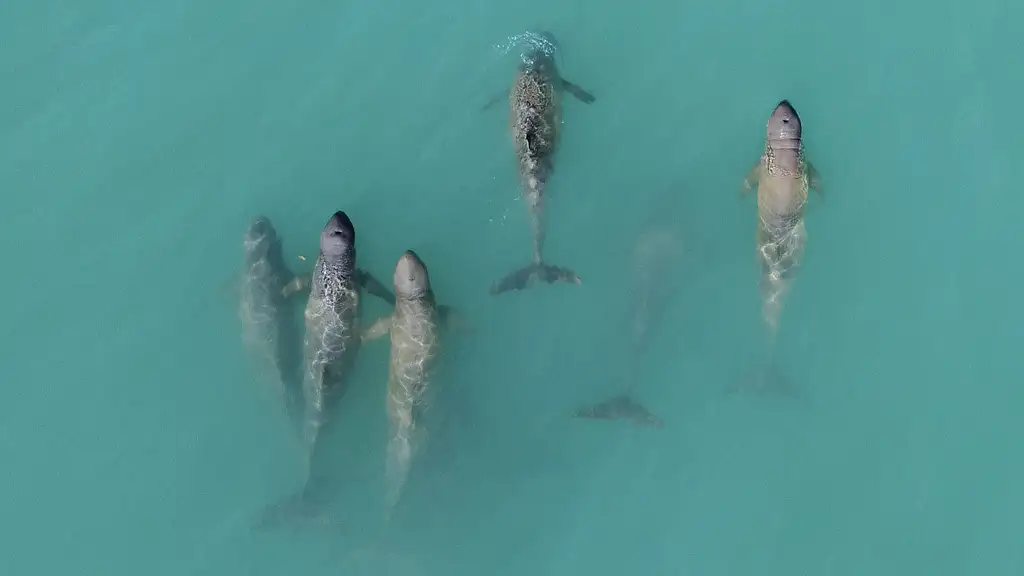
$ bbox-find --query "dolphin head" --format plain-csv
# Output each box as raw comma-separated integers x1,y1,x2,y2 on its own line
243,215,281,265
393,250,431,300
523,30,559,72
320,211,356,264
766,99,802,146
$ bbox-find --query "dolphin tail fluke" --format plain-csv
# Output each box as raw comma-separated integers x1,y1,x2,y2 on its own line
253,435,341,532
253,490,310,529
490,263,581,295
252,487,341,533
573,394,663,429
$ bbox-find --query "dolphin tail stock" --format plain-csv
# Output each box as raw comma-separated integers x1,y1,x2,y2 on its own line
279,382,307,440
573,394,663,429
382,433,413,527
261,370,303,439
733,238,802,398
489,262,581,295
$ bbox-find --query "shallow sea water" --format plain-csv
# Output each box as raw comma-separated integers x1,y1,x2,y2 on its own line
2,0,1023,574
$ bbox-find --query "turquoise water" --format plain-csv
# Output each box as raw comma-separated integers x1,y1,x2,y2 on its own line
3,0,1024,574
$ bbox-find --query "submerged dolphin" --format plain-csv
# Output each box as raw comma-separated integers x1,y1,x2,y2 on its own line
239,216,307,434
574,226,685,428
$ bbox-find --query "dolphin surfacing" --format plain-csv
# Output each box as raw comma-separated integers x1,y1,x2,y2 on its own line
255,211,394,530
486,31,595,295
362,250,461,524
734,99,822,396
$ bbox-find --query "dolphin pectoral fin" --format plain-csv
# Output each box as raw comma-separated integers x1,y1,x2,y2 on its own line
356,269,396,306
560,78,596,104
481,89,507,111
490,263,581,295
807,161,823,197
438,305,472,333
362,316,393,343
573,395,663,428
282,273,312,299
742,161,763,196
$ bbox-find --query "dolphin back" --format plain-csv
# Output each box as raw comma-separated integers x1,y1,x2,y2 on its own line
239,232,305,435
382,299,441,522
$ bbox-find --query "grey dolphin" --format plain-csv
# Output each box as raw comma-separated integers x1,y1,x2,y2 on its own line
574,227,683,428
362,250,461,523
485,31,595,295
736,99,822,394
256,210,395,529
239,216,307,434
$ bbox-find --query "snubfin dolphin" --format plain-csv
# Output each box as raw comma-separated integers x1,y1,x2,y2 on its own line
239,216,308,435
485,30,595,295
736,99,822,395
574,227,683,428
255,211,394,530
362,250,462,524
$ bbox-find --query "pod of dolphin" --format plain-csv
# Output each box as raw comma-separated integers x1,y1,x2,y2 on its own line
237,31,821,529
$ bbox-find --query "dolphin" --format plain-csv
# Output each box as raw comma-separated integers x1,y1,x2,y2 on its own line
256,211,394,530
362,250,462,524
239,216,307,434
736,99,822,395
485,31,595,294
574,226,687,428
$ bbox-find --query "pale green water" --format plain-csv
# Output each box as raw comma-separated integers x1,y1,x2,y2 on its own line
3,0,1023,574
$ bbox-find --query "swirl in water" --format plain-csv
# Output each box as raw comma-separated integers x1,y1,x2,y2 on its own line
492,30,559,65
